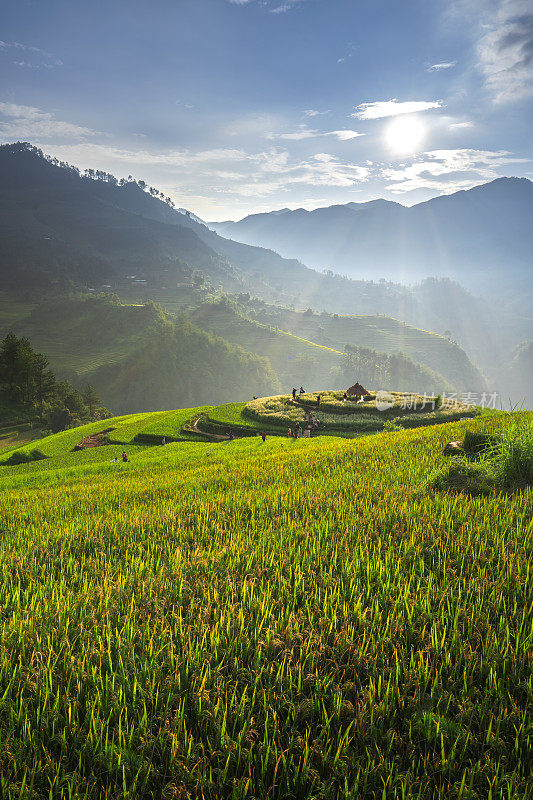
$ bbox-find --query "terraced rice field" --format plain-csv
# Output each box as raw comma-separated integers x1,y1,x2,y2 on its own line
0,406,531,798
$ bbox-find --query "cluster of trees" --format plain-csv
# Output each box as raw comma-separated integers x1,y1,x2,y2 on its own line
9,143,176,208
90,316,280,414
336,344,448,395
0,333,109,431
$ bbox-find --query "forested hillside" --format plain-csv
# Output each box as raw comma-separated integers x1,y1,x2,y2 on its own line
3,141,528,406
3,293,487,415
4,294,280,414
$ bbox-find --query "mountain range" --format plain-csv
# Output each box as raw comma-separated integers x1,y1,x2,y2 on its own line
0,141,532,406
210,178,533,313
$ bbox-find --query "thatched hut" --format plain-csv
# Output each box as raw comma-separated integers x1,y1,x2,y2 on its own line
346,382,368,399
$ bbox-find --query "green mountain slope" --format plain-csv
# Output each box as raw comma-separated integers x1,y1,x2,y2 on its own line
190,298,454,394
1,291,480,421
1,142,528,402
5,294,280,413
248,304,486,391
0,142,311,300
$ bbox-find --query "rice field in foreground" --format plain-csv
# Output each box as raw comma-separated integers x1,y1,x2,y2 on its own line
0,411,531,798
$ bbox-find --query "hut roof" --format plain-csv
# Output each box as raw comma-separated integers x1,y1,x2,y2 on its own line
346,382,368,396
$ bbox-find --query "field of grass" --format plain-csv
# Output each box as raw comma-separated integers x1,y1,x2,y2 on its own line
243,393,478,434
0,414,142,464
253,309,484,391
0,422,46,454
0,407,530,798
0,293,36,330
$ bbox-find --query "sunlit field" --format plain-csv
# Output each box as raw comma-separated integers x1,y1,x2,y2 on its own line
0,409,531,798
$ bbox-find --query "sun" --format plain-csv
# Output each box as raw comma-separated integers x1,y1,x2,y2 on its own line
385,115,426,154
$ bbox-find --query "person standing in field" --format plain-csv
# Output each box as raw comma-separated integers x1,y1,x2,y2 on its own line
292,387,296,400
299,386,305,394
317,394,321,407
122,451,128,462
261,431,266,443
161,437,166,445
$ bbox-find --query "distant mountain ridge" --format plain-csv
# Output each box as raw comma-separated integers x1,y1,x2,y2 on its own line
0,141,319,303
210,177,533,308
0,141,530,402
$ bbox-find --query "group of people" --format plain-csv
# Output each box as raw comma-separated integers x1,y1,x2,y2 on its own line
291,386,305,399
287,417,321,439
110,451,129,463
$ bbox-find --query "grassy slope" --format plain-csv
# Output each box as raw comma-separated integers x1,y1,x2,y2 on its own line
0,422,46,454
191,301,455,395
253,308,485,390
0,406,214,466
0,292,36,328
0,410,530,797
8,297,157,377
0,294,464,410
190,302,342,387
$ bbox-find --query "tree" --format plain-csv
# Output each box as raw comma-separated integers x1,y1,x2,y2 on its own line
48,406,73,433
81,383,101,418
32,352,57,420
0,333,37,405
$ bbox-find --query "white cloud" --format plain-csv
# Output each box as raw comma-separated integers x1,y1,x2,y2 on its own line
477,0,533,102
337,44,356,64
269,126,364,141
303,109,330,117
352,99,444,120
235,152,370,196
225,113,280,137
0,102,100,140
270,0,306,12
381,148,528,193
0,40,62,68
25,142,253,170
427,61,457,72
30,140,370,205
226,0,306,10
271,126,317,140
450,121,474,128
327,130,365,141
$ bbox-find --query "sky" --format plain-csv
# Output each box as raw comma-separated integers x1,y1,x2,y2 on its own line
1,0,532,219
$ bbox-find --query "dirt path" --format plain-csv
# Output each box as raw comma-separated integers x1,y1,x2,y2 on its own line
75,428,114,450
189,415,235,442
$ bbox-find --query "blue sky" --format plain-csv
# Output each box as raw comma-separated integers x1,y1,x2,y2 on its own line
1,0,532,219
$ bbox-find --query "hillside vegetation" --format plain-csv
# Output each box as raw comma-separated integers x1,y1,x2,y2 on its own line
247,305,485,392
5,141,532,408
4,294,281,414
0,406,531,797
189,298,456,395
1,293,484,418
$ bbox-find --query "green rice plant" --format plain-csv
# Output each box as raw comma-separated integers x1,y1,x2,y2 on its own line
108,407,215,444
493,422,533,488
2,447,46,465
462,429,499,456
0,413,141,464
0,408,530,798
427,457,497,494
